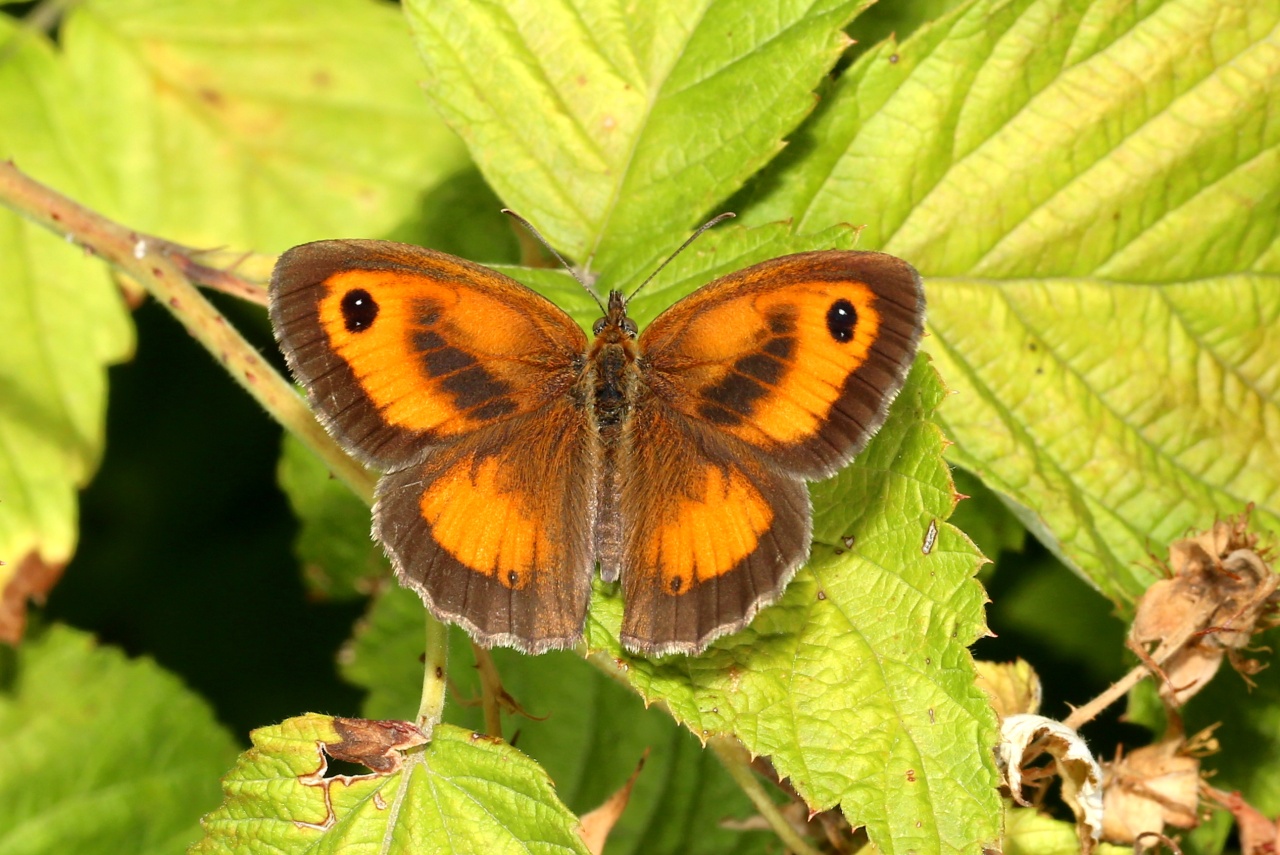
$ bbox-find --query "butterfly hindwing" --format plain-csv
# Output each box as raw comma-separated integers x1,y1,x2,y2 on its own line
616,393,811,656
377,399,597,653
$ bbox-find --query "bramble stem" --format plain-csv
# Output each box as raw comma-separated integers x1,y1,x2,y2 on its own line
472,645,506,737
0,160,374,503
709,736,825,855
417,613,450,734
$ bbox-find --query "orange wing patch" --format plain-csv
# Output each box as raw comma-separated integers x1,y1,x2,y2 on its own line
418,453,544,589
652,281,882,446
375,402,596,653
617,395,810,656
314,267,582,437
645,465,773,593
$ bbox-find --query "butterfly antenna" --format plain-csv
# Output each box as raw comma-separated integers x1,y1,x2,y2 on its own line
501,209,606,313
626,212,736,302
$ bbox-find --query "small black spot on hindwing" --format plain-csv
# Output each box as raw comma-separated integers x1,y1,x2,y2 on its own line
669,577,684,593
826,298,858,343
341,289,378,332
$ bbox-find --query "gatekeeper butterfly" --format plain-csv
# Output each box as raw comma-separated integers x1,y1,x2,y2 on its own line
269,225,924,656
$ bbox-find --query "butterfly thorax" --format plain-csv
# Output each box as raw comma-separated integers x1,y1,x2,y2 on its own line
589,290,640,430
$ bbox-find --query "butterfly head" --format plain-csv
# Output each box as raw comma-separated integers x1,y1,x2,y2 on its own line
592,290,638,340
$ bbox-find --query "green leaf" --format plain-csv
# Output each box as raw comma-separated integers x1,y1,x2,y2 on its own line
736,0,1280,603
0,0,471,637
0,21,133,639
586,360,1001,854
1001,805,1129,855
342,586,776,854
930,275,1280,603
948,469,1027,565
404,0,865,271
277,435,386,599
0,624,239,855
64,0,469,250
842,0,964,60
193,715,589,855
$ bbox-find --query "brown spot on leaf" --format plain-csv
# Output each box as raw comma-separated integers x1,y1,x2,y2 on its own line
0,551,66,643
198,87,224,108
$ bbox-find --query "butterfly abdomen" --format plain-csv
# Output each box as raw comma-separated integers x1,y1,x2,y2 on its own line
588,308,640,583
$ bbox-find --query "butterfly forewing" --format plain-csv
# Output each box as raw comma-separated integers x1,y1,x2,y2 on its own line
638,250,924,479
269,239,587,470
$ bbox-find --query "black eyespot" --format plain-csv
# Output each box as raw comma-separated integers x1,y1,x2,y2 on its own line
592,317,607,336
507,571,519,587
826,298,858,343
669,577,683,593
341,289,378,332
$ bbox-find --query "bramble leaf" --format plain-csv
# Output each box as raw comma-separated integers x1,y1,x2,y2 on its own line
738,0,1280,602
404,0,866,273
193,714,589,855
0,625,238,855
586,361,1001,854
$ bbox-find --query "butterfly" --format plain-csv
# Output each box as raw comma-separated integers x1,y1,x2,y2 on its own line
269,231,924,656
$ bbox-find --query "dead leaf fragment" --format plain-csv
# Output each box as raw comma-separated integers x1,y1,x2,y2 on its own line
1101,736,1202,844
326,717,427,775
997,714,1104,854
0,552,66,644
578,753,645,855
1129,512,1277,705
1204,785,1280,855
975,659,1043,717
292,718,426,833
